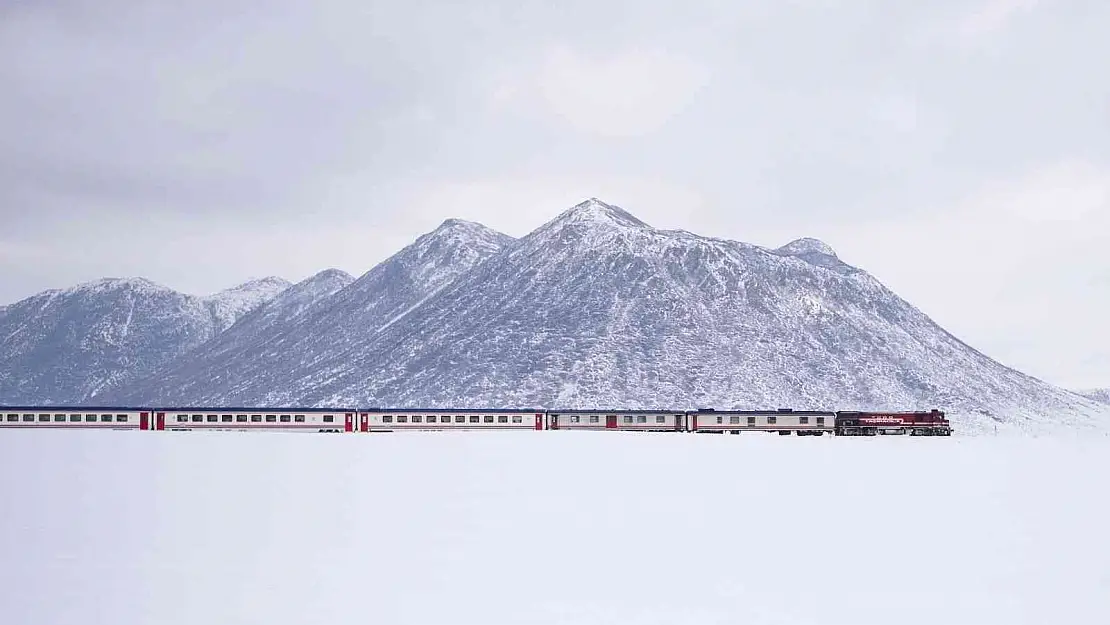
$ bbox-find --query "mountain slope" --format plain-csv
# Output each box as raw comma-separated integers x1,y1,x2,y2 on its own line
0,277,287,403
204,276,292,332
1076,388,1110,404
114,198,1107,435
109,220,514,405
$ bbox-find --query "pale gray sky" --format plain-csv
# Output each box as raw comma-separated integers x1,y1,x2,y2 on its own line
1,0,1107,388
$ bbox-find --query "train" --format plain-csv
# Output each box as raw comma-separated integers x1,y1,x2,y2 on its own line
0,405,953,436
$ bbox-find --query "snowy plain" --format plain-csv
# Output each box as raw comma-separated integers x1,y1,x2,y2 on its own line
2,429,1109,625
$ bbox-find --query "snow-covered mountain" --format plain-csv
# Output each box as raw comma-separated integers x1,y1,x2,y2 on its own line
1076,388,1110,404
106,219,514,405
0,277,287,403
204,277,292,332
103,199,1106,434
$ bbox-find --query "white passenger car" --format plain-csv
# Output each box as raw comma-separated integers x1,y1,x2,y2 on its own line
0,406,149,430
689,409,835,435
547,409,686,432
152,407,354,432
359,408,544,432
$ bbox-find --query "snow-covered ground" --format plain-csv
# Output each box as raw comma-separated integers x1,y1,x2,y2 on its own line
2,430,1108,624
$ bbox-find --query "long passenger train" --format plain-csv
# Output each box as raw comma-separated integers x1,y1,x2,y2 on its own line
0,406,953,436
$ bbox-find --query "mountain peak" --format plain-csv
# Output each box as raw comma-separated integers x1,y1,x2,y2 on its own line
551,198,652,230
775,237,838,259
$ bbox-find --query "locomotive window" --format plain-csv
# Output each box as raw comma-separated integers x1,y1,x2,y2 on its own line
397,416,408,423
280,415,291,423
265,415,277,422
294,415,305,423
251,415,262,422
206,415,218,422
800,416,809,424
382,416,393,423
117,415,128,422
192,415,202,422
498,415,508,423
455,416,465,423
221,415,233,423
54,414,66,422
323,415,334,423
512,415,522,423
236,415,248,422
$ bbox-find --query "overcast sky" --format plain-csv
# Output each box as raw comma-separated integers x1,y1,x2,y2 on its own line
1,0,1107,389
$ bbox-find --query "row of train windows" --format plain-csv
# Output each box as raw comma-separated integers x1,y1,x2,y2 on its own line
174,414,336,423
714,416,825,425
381,415,524,424
5,413,128,423
567,415,672,424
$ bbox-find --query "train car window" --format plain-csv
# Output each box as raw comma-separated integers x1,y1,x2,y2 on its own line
816,417,825,425
5,415,17,422
455,416,465,423
467,415,477,423
800,416,809,424
480,415,492,423
622,416,631,423
279,415,291,423
251,415,262,422
86,414,97,422
768,416,777,424
397,416,408,423
588,415,598,423
117,415,128,422
729,416,740,424
570,415,580,423
192,415,203,422
382,416,393,423
206,415,218,422
512,415,522,423
69,415,80,422
54,414,66,422
747,417,755,425
716,416,723,424
39,414,50,422
656,416,665,423
498,415,508,423
236,415,248,422
411,415,422,423
637,415,647,423
221,415,233,423
265,415,277,422
98,414,111,422
294,415,305,423
323,415,334,423
177,415,187,422
22,414,34,422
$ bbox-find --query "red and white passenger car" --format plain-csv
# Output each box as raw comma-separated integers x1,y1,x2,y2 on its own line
358,408,543,432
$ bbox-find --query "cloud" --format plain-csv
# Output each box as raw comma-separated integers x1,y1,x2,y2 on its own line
493,45,711,138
